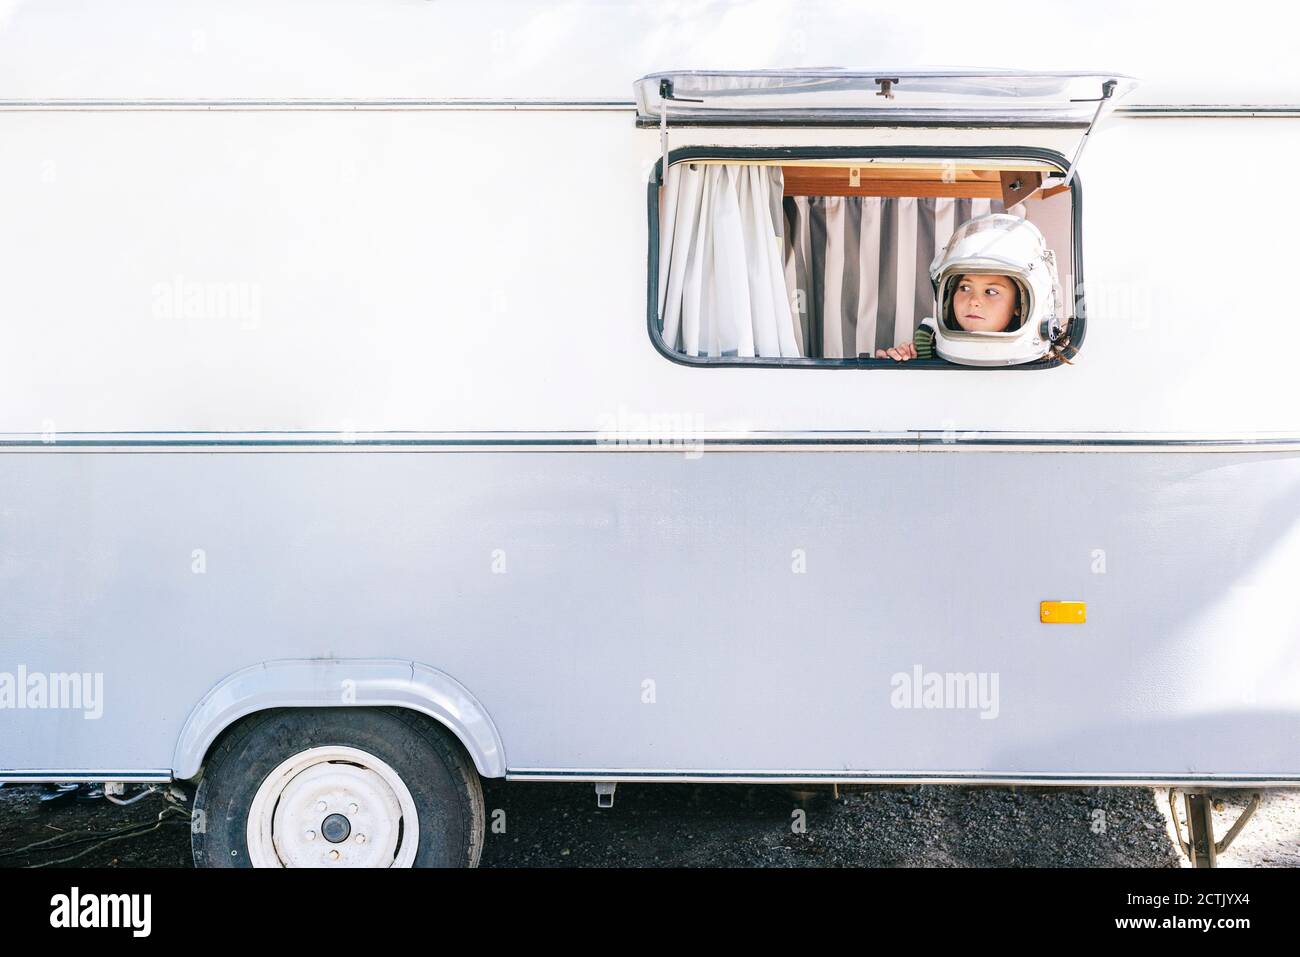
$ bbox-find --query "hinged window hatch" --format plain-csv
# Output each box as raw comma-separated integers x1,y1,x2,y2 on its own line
635,69,1137,128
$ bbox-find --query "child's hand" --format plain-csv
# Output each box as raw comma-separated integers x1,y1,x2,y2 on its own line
875,342,918,362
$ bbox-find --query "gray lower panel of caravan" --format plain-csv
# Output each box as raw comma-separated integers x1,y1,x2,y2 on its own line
1,447,1298,779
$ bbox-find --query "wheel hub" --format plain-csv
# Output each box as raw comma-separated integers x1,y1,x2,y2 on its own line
321,812,351,844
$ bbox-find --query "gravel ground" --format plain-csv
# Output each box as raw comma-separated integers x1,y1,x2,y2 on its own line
476,782,1185,867
13,780,1290,868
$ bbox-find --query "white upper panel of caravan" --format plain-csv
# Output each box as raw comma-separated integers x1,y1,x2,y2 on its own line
0,0,1294,107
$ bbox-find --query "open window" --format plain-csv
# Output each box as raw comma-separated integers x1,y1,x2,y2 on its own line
641,70,1136,369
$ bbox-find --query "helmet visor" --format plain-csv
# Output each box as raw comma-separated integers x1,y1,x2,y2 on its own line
938,273,1030,336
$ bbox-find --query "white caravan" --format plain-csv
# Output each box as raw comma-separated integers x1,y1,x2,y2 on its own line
1,1,1299,868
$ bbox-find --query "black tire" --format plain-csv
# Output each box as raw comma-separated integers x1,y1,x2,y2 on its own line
191,707,484,868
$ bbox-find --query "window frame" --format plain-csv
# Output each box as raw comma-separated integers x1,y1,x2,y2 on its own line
645,145,1084,371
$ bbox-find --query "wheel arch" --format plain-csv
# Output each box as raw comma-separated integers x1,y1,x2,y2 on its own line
173,659,506,781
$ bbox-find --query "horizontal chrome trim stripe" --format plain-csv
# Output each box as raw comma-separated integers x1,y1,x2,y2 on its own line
912,433,1300,452
507,769,1300,788
1117,106,1300,118
4,768,1292,788
0,98,634,113
0,770,173,784
0,432,1299,454
0,100,1291,117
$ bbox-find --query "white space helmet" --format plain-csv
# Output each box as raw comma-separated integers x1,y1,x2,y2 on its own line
928,213,1065,367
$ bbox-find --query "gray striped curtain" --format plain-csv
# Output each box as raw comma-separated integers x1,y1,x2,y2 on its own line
782,197,1010,358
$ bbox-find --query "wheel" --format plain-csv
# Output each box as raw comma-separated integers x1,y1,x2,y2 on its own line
191,707,484,868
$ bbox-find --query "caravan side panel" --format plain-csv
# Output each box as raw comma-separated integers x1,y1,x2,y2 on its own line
3,445,1299,779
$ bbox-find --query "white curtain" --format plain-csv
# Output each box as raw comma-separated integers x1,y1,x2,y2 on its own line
658,163,801,358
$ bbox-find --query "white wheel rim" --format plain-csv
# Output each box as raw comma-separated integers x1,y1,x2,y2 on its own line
246,745,420,868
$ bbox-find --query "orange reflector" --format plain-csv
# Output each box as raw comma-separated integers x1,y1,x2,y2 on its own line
1040,601,1086,624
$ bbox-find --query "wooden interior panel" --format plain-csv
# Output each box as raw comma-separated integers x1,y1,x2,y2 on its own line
782,165,1004,199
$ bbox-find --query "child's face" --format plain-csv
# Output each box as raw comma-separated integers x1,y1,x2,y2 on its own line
952,274,1018,333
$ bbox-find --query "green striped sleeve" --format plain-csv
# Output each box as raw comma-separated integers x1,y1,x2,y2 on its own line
913,324,935,359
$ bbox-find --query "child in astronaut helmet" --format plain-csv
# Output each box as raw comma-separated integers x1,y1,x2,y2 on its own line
876,213,1066,367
